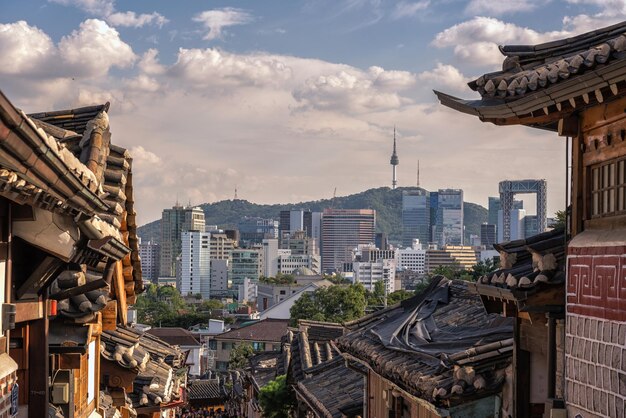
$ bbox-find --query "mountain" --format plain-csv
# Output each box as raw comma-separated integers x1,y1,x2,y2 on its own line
137,187,488,243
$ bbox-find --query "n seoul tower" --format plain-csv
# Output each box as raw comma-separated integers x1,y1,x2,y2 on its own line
390,127,399,189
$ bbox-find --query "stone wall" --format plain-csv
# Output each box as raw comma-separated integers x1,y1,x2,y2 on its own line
565,313,626,418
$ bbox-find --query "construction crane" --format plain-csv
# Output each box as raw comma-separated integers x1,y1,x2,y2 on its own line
330,187,337,209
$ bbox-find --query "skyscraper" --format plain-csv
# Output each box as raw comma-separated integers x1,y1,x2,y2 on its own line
402,188,431,248
179,231,211,298
390,128,399,189
434,189,464,246
238,217,279,246
139,240,160,283
321,209,376,272
160,205,205,277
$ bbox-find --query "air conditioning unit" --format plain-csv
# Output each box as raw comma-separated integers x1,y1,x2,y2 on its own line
51,383,69,404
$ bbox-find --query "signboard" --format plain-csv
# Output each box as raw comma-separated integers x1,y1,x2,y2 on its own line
10,383,18,416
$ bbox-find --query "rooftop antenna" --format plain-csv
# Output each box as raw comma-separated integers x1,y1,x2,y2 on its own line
417,160,420,188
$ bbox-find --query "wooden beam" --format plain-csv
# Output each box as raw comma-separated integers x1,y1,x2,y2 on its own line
102,300,117,331
15,300,43,323
114,261,127,325
16,256,63,300
49,279,108,300
28,316,49,417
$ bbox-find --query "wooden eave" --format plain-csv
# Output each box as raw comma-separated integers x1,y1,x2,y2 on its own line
0,91,109,216
435,57,626,130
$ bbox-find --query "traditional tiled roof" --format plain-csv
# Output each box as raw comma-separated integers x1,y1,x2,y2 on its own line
473,228,566,296
29,100,142,300
337,277,514,408
247,351,280,389
294,356,365,418
188,380,225,400
0,91,142,309
288,320,344,383
435,22,626,130
101,327,186,408
216,319,289,342
146,327,201,347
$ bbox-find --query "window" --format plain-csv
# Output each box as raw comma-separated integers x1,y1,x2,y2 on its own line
590,156,626,218
222,342,233,350
252,342,265,351
216,361,229,371
208,340,217,350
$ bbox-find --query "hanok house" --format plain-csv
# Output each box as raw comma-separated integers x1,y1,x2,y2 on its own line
100,327,186,418
283,320,365,418
337,277,514,418
212,318,289,372
468,228,567,417
435,21,626,418
0,90,143,418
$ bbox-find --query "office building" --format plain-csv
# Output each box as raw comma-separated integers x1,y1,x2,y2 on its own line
480,223,497,248
396,242,426,275
210,259,229,294
139,240,160,283
238,217,279,246
230,248,262,291
179,231,211,298
281,230,317,255
498,208,526,241
402,188,431,248
278,253,321,274
160,205,205,277
353,259,396,294
262,238,279,278
425,246,478,273
434,189,464,246
321,209,376,272
209,232,234,260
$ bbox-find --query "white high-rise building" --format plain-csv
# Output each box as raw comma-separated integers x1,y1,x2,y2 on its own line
210,259,229,293
180,231,211,298
353,259,396,294
396,241,426,275
139,240,160,283
262,238,279,278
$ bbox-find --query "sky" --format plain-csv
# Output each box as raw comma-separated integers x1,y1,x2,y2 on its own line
0,0,622,225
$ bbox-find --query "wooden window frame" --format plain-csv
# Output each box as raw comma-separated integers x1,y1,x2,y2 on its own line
589,155,626,219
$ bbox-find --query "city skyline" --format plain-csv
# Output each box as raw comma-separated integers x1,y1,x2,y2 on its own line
1,1,617,223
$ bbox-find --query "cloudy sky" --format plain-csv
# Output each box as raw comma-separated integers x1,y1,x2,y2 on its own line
0,0,621,224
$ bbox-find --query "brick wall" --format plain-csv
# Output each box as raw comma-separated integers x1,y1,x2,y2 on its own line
565,313,626,418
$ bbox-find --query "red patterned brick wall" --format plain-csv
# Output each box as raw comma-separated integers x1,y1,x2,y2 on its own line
567,246,626,321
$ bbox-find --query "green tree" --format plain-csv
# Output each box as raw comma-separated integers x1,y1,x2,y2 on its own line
259,375,295,418
324,273,351,285
229,342,254,369
365,280,386,307
387,289,414,305
289,284,367,326
553,210,567,230
471,258,500,281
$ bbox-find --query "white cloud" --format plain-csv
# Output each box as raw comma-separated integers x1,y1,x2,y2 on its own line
465,0,545,16
417,63,471,93
293,66,415,113
58,19,136,77
107,11,168,28
49,0,167,28
391,1,430,19
192,8,253,41
432,17,568,66
167,48,293,88
0,21,54,75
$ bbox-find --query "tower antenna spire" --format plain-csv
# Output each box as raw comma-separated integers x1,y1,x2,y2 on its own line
390,126,399,189
417,160,420,187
